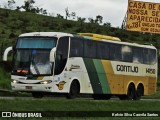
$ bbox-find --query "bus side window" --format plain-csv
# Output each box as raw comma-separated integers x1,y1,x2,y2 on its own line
70,37,83,57
97,42,109,60
84,40,96,58
143,48,156,65
55,37,69,75
133,47,143,64
122,45,132,62
149,49,157,64
110,44,122,61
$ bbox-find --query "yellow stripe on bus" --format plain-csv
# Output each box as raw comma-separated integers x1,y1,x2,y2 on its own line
79,33,121,41
101,60,156,95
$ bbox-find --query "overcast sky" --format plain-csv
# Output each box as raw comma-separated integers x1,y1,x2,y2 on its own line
0,0,159,27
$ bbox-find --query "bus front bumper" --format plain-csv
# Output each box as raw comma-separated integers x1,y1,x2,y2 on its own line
11,82,53,92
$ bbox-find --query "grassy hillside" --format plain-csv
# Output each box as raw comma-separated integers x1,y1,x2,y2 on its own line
0,8,160,90
0,8,160,47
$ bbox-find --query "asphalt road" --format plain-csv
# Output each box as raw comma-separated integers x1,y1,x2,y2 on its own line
0,96,160,101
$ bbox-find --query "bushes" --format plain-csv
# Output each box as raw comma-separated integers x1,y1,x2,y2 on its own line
0,63,11,89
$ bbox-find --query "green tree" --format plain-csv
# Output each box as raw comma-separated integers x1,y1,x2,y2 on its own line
95,15,103,24
77,17,86,27
65,8,76,20
103,22,111,27
19,0,47,14
65,7,70,20
22,0,35,12
88,17,94,23
38,8,47,15
71,12,76,19
7,0,15,10
77,17,86,23
57,14,64,19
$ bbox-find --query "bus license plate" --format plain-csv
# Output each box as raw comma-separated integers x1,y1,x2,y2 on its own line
26,86,32,90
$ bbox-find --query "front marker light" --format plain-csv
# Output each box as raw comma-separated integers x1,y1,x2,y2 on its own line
42,81,48,84
40,80,52,84
13,80,18,84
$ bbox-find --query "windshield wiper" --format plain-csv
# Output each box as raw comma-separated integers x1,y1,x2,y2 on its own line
31,61,40,74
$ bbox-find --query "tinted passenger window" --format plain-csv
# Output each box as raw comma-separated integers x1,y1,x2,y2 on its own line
133,47,143,64
122,45,132,62
143,49,156,64
110,44,122,61
70,37,83,57
97,42,109,59
84,40,96,58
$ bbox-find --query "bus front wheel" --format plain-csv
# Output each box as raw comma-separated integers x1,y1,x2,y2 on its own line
67,80,80,99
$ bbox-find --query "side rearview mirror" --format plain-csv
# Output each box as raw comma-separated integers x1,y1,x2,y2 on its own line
49,47,56,62
3,46,13,61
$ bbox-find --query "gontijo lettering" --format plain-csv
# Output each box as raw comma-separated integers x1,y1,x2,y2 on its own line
117,65,138,73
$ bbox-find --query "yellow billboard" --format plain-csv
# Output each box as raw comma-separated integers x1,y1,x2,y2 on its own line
126,0,160,34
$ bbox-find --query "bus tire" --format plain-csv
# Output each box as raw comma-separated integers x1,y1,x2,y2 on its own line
67,80,80,99
119,83,135,100
127,83,135,100
134,84,144,100
32,92,44,98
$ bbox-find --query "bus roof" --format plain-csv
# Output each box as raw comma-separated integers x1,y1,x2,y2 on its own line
78,33,156,50
19,32,73,38
18,32,156,50
102,39,156,50
79,33,121,42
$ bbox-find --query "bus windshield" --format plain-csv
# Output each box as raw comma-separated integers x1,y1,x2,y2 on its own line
13,37,57,76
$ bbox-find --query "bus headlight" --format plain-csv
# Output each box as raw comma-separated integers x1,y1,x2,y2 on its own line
40,80,52,84
12,80,18,84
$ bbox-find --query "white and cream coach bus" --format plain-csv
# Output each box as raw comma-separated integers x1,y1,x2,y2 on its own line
3,32,157,100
